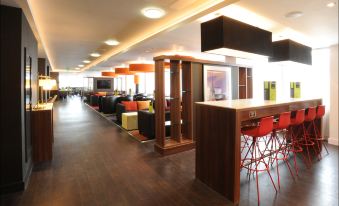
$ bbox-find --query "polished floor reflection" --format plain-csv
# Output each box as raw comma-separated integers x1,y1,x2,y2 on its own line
0,97,338,206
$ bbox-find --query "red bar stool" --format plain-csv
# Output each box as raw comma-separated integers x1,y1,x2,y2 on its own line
288,109,309,174
241,116,277,206
267,112,295,189
299,107,317,163
310,105,329,157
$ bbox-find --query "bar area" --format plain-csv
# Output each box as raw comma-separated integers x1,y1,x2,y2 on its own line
195,98,323,204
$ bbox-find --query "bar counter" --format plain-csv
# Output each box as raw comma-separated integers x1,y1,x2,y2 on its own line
194,98,322,205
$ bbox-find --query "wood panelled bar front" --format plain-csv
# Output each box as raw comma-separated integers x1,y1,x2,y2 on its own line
31,103,54,163
195,98,322,205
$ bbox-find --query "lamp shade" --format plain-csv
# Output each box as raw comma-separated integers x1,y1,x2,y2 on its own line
39,79,47,87
129,64,154,72
269,39,312,65
134,74,140,84
201,16,272,58
114,67,135,75
101,71,117,77
42,79,57,90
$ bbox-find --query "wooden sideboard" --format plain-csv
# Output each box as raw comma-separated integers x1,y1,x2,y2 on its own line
31,103,54,163
195,98,322,205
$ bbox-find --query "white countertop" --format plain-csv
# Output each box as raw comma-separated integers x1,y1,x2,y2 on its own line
195,98,322,110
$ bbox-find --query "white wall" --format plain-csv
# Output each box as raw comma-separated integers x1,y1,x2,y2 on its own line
252,48,331,138
329,44,338,146
59,71,101,88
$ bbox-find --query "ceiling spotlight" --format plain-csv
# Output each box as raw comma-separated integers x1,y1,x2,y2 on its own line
105,39,120,46
285,11,304,18
141,7,165,19
83,60,90,63
327,2,336,7
90,53,101,57
78,64,84,67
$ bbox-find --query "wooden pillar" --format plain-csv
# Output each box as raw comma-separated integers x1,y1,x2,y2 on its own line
170,60,181,142
155,60,165,148
153,56,195,156
181,61,193,140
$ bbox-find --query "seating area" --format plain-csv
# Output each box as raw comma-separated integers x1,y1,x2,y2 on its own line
83,92,174,141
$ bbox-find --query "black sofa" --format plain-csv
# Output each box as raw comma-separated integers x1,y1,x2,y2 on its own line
89,95,99,106
100,95,132,114
133,93,153,101
116,102,137,123
137,110,171,139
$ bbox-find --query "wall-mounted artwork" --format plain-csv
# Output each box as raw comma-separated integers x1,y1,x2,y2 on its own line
203,66,231,101
290,82,301,98
264,81,276,100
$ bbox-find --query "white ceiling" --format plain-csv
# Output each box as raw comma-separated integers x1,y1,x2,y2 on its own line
18,0,235,71
237,0,338,48
1,0,337,72
94,0,338,71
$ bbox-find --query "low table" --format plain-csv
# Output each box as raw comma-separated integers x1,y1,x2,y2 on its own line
122,112,138,130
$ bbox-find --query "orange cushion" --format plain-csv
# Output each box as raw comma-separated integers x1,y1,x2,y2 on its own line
137,101,150,110
122,101,137,111
97,92,107,96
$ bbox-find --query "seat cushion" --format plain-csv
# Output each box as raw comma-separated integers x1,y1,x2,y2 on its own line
241,126,259,137
122,101,138,111
137,101,150,110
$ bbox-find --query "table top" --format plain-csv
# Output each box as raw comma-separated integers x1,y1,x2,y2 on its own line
32,103,53,111
196,98,322,111
122,112,138,116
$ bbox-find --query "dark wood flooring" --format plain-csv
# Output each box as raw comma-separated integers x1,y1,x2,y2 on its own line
1,97,338,206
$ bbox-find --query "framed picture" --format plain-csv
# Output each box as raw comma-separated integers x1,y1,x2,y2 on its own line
203,66,232,101
24,47,32,162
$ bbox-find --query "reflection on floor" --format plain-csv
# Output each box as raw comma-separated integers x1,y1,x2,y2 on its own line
0,97,338,206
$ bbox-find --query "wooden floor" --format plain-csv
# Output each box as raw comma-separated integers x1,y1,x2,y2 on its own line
1,97,338,206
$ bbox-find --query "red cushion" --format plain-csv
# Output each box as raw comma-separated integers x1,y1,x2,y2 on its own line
122,101,137,111
241,126,258,137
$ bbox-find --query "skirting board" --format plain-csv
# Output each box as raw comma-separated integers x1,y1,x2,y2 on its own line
328,137,339,146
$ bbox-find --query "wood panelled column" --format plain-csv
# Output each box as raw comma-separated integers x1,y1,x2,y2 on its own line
170,60,181,142
181,61,193,140
153,55,205,156
155,60,165,148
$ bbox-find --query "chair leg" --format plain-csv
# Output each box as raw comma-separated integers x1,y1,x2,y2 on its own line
254,141,260,206
311,121,322,159
289,127,299,176
302,124,312,165
314,121,330,156
323,141,329,154
257,141,277,193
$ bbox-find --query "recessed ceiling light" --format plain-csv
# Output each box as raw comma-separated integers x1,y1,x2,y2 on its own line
327,2,336,7
90,53,101,57
141,7,165,19
83,60,90,63
75,67,80,70
105,39,120,46
78,64,84,67
285,11,304,18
